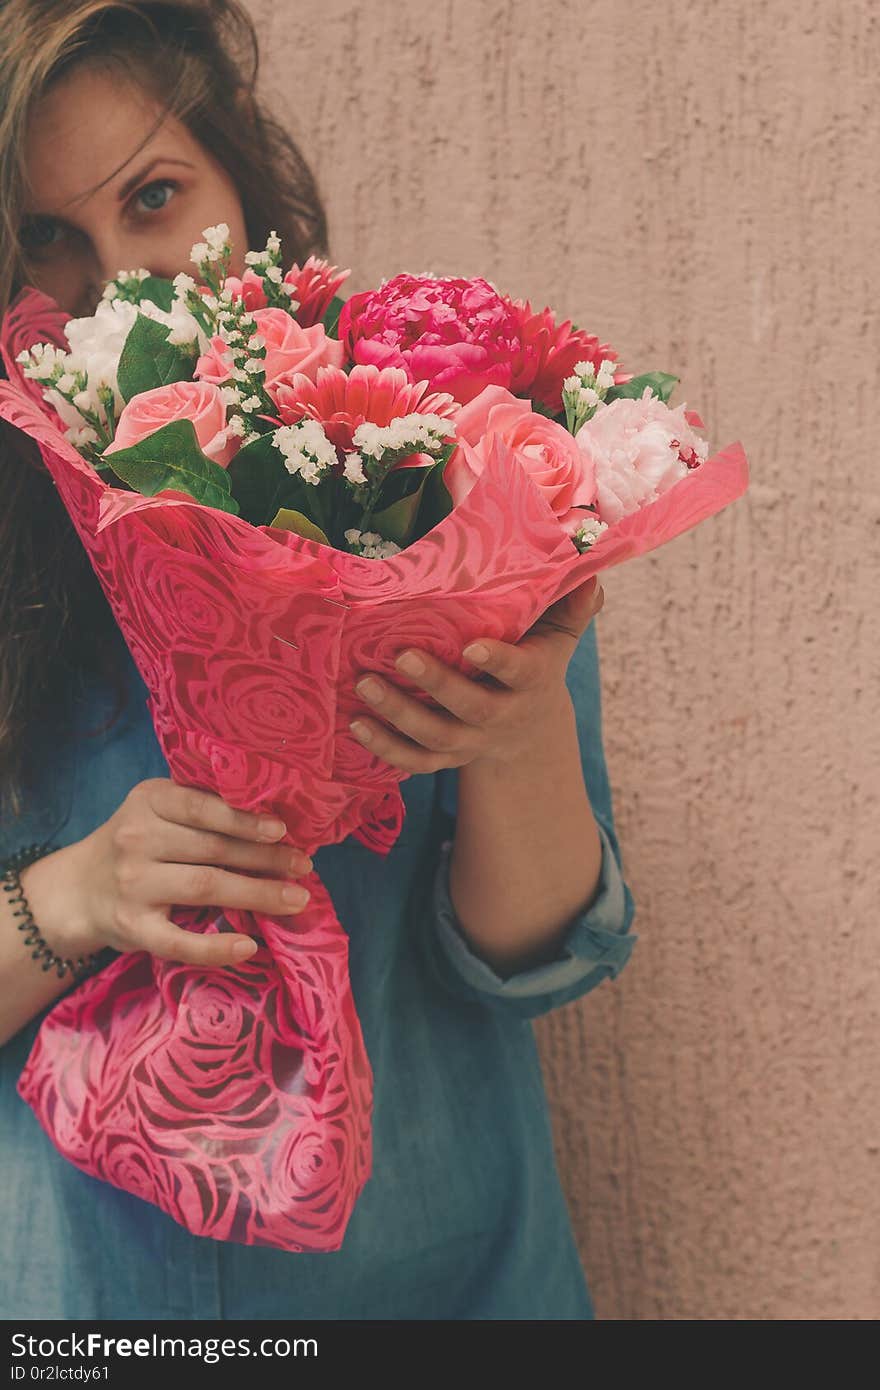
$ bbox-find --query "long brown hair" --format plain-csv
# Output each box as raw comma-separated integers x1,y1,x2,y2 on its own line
0,0,330,821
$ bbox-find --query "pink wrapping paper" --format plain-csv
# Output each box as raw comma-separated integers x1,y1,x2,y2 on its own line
0,316,749,1251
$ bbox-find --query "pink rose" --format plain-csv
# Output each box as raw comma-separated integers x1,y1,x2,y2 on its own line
574,388,709,524
195,309,345,390
445,384,597,519
337,274,523,406
103,379,238,468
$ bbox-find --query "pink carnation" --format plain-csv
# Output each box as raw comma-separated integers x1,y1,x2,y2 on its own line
195,308,345,390
270,362,458,454
575,388,709,524
103,379,238,469
283,256,352,329
337,274,523,406
445,384,596,520
507,299,633,414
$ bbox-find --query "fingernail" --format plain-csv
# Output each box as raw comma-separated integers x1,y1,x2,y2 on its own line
357,677,384,703
258,818,286,840
350,720,373,742
233,938,258,958
283,884,311,907
396,651,425,677
463,643,489,664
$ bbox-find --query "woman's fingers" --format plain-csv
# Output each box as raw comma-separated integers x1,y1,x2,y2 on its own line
142,778,292,846
121,859,311,920
150,821,312,878
137,910,263,967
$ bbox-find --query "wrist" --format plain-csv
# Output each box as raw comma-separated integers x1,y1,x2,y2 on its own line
19,839,106,958
472,685,576,771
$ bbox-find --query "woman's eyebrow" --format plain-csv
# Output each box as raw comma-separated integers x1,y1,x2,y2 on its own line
114,156,195,203
26,156,197,220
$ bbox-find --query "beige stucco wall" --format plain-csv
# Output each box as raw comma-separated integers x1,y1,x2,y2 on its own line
247,0,879,1318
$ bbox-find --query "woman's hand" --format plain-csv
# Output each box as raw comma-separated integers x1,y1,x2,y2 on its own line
349,574,605,772
32,778,313,967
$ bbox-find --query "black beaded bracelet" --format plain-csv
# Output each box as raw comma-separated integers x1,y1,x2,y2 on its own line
2,841,102,981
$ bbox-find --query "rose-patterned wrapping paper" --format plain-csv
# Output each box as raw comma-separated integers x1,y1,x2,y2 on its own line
0,322,749,1252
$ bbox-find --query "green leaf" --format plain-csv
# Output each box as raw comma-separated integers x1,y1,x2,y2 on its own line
321,294,346,339
225,434,336,530
370,463,445,547
225,433,288,525
101,418,239,515
135,276,176,312
267,508,330,545
604,371,679,405
117,312,198,404
415,456,454,538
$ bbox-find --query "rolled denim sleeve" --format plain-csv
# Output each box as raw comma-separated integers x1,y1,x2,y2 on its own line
418,620,638,1020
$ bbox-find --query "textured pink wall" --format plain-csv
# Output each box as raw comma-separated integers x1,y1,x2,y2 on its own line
246,0,880,1318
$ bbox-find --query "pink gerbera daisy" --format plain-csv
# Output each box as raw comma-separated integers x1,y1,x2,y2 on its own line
269,363,459,451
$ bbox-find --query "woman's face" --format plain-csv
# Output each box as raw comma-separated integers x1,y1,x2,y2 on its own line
20,63,249,318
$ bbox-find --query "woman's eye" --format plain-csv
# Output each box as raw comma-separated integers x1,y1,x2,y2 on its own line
129,179,178,216
19,180,178,255
19,218,62,253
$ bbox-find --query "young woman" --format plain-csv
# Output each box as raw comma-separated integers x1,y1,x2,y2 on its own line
0,0,637,1320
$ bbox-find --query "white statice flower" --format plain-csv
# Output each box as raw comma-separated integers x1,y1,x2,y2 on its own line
274,419,338,483
244,250,268,267
239,395,262,412
243,358,265,374
17,342,68,380
266,231,281,253
578,385,600,408
139,296,209,352
352,412,453,460
344,527,401,559
265,265,283,284
172,272,198,298
343,451,367,485
220,385,243,409
226,414,247,437
189,241,209,266
42,386,93,435
64,423,100,449
202,222,229,249
563,374,581,394
571,515,609,552
596,359,616,390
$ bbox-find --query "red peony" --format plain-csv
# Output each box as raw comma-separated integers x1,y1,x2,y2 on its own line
337,273,524,406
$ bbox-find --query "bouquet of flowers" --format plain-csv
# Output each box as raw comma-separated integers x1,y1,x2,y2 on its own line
0,224,749,1252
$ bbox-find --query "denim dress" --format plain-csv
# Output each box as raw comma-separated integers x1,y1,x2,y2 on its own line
0,618,637,1320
